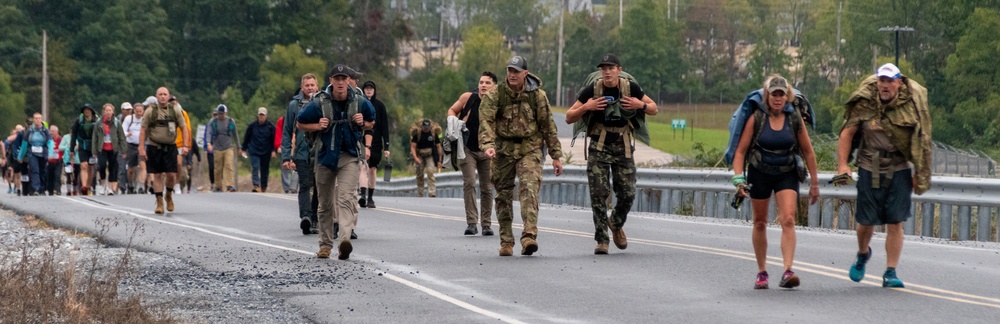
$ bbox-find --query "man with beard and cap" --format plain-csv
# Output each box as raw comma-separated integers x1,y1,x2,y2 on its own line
69,103,99,195
284,73,321,234
139,87,191,214
358,80,390,208
297,64,375,260
447,71,498,236
835,63,932,288
479,56,564,256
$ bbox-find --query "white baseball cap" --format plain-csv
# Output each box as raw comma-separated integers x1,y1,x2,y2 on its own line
876,63,901,79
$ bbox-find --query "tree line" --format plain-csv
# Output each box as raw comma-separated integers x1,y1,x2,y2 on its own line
2,0,1000,163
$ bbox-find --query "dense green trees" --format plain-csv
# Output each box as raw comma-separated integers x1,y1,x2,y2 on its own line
2,0,1000,159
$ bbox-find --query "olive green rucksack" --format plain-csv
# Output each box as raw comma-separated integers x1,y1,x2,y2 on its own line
570,70,650,147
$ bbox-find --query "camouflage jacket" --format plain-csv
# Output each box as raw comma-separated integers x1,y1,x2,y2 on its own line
479,73,563,160
843,75,932,194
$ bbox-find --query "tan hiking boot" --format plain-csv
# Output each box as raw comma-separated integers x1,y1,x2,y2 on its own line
499,244,514,256
521,238,538,256
608,218,627,250
594,243,609,255
338,240,353,260
154,196,164,214
165,191,175,212
317,246,332,259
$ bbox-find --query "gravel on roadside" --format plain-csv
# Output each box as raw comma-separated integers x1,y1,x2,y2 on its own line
0,208,313,323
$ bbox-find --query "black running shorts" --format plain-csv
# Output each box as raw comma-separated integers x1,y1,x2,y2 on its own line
146,144,178,174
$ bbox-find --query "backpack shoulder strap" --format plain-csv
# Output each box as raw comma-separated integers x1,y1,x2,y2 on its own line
620,77,631,98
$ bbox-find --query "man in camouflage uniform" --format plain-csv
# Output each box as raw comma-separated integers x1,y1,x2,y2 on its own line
480,56,564,257
565,54,658,255
835,63,932,288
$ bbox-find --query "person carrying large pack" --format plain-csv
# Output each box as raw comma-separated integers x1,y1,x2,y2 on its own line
566,54,658,255
724,83,815,167
729,75,820,290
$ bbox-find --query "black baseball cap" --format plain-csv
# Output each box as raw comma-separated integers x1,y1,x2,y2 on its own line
422,119,431,127
597,54,621,68
329,64,352,78
507,56,527,72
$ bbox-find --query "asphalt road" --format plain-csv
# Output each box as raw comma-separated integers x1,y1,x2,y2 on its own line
2,192,999,323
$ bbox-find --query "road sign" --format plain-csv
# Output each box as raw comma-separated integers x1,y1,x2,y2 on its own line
672,119,687,129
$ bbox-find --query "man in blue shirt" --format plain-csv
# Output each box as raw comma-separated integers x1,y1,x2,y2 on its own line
297,64,375,260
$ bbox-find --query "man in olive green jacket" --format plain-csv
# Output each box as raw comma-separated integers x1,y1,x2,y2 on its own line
835,63,932,289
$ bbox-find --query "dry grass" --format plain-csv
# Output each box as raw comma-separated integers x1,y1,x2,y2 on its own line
0,217,177,323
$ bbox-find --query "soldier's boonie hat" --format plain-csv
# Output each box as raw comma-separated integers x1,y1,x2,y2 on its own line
767,76,789,94
876,63,901,79
507,56,527,72
597,54,621,68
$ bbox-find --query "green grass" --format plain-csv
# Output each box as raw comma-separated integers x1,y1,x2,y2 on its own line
647,123,729,156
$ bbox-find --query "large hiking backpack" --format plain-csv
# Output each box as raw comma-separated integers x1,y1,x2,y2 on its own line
570,70,650,147
305,88,365,158
147,103,179,145
723,89,814,167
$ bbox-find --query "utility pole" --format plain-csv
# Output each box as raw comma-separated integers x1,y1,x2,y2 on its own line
619,0,623,27
42,30,49,123
556,0,565,107
878,26,914,67
835,1,842,86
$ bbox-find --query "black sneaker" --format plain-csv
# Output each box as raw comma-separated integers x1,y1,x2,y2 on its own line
300,217,312,235
464,224,478,235
482,226,494,236
350,230,358,240
366,198,376,208
358,197,367,208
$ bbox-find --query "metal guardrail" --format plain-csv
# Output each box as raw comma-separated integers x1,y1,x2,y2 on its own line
377,166,1000,243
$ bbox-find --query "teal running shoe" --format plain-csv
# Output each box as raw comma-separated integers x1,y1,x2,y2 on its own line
883,268,905,288
849,247,871,282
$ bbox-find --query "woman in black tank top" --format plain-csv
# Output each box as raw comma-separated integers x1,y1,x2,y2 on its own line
729,75,820,290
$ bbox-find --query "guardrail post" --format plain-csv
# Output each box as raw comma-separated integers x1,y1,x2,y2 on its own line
693,191,705,216
977,206,992,242
940,204,954,240
837,201,851,230
808,199,820,228
659,189,671,214
922,202,935,237
904,202,916,235
821,199,834,229
583,186,591,209
958,205,972,241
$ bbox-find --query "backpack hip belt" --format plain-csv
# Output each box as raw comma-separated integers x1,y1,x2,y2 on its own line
588,124,634,158
862,145,905,188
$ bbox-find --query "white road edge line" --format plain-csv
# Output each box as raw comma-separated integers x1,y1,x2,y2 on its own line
57,196,525,324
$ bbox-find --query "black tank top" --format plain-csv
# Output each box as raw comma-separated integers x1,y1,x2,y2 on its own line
757,114,795,166
460,92,482,152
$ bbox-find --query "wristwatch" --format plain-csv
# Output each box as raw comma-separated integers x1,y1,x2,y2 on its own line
640,102,647,111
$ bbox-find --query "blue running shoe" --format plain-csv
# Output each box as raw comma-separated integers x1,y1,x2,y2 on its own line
849,247,871,282
882,268,905,288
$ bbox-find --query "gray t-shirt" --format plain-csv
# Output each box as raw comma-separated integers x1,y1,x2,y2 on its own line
211,117,235,151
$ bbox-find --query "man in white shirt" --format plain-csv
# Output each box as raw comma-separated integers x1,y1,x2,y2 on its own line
123,102,146,194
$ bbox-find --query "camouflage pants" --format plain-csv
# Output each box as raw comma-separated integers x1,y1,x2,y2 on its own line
587,139,636,244
415,148,436,196
492,150,543,246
